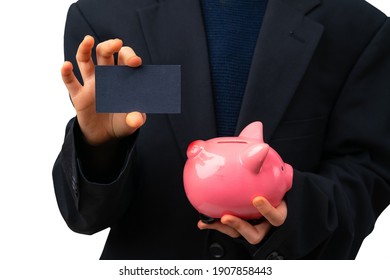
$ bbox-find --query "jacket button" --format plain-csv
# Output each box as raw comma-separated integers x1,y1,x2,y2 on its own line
266,251,284,260
209,242,224,258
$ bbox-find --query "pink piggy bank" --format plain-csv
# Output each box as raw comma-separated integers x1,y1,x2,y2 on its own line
183,121,293,221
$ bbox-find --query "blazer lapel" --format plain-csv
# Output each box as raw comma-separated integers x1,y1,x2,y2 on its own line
236,0,324,142
137,0,324,154
137,0,217,158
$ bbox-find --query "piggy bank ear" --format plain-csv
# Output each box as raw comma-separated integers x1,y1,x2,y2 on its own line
187,140,205,158
239,121,264,142
240,143,269,174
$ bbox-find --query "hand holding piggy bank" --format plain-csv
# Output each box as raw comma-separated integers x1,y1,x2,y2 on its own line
183,121,293,221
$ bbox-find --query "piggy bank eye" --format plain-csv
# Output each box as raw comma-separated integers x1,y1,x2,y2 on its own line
281,166,284,171
187,140,205,158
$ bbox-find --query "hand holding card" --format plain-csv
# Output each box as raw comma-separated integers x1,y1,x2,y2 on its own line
95,65,181,114
61,36,151,146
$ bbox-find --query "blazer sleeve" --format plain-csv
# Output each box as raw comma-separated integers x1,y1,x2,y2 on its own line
52,3,137,235
53,118,138,235
252,18,390,259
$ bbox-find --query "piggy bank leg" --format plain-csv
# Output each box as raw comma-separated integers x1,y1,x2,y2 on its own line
199,213,216,224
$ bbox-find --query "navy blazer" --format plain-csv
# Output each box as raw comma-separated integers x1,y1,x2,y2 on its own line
53,0,390,259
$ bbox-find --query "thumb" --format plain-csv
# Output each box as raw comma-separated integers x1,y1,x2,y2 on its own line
126,112,147,130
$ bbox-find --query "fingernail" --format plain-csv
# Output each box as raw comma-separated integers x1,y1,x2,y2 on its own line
253,197,264,207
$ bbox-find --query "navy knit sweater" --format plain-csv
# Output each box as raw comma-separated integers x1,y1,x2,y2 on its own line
200,0,268,136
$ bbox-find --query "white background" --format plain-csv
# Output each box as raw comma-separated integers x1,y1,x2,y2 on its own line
0,1,389,279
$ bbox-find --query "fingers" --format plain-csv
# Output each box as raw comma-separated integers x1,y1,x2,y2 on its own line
77,36,141,85
61,61,81,98
197,198,288,245
118,46,142,67
197,220,241,239
221,215,273,245
198,215,273,245
253,197,287,227
96,39,142,67
76,35,96,83
96,38,123,65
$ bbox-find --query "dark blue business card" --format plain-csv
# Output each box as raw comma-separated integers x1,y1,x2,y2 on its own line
95,65,181,113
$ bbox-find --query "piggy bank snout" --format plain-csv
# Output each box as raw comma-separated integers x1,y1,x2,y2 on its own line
186,140,205,158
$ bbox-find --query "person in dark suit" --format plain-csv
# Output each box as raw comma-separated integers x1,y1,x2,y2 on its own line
53,0,390,259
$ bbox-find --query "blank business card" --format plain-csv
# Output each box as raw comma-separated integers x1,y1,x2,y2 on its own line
95,65,181,113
